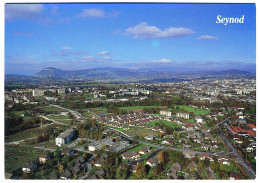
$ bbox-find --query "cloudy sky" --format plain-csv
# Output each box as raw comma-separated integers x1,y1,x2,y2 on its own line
5,3,256,75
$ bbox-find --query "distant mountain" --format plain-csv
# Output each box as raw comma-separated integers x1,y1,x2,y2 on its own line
178,69,251,76
213,69,251,75
34,67,252,82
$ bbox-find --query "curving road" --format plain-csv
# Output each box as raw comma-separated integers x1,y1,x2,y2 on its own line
217,120,256,179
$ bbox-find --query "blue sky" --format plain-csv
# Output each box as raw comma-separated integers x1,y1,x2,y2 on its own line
5,3,256,75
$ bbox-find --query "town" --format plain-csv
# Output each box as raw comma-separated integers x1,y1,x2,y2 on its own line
5,77,256,180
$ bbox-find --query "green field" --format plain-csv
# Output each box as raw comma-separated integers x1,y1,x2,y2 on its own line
88,107,108,114
5,144,45,173
128,144,146,152
145,120,182,129
47,115,71,120
5,126,54,143
124,127,159,137
173,105,211,116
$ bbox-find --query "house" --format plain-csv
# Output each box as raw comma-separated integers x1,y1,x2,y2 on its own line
121,151,140,160
195,115,203,123
212,143,219,149
61,148,75,156
96,169,105,179
201,144,211,151
171,162,182,172
246,147,254,152
39,154,50,164
22,162,38,173
60,169,72,180
75,156,85,167
183,150,196,158
183,123,194,131
162,139,174,145
129,164,137,172
229,171,242,180
194,138,204,144
236,119,247,125
55,128,76,146
176,112,189,119
199,153,210,160
144,135,155,141
247,124,256,131
139,146,152,155
146,156,159,167
187,161,198,172
160,110,172,117
71,166,81,175
94,153,108,167
218,157,230,166
48,171,58,179
167,170,178,179
207,167,216,179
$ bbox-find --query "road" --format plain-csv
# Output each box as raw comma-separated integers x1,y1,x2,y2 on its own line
5,136,37,145
50,104,86,122
217,119,256,179
41,115,69,126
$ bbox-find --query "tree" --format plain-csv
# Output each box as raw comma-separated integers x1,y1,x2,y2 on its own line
136,162,146,179
153,167,159,178
58,162,64,174
158,150,169,165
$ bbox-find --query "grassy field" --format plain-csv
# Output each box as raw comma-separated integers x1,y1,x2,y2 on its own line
88,107,108,114
5,126,53,143
145,120,182,129
47,115,71,120
173,105,211,116
5,144,45,173
128,144,146,152
124,127,159,137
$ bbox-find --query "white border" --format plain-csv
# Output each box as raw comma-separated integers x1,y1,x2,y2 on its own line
1,1,258,183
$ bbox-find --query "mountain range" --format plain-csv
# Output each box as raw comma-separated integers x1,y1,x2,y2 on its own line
5,67,253,84
34,67,252,81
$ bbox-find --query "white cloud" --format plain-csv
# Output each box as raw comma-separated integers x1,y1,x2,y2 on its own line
153,58,173,63
125,22,194,39
103,56,111,60
77,8,105,18
5,4,44,20
197,35,218,40
61,46,72,50
97,51,110,55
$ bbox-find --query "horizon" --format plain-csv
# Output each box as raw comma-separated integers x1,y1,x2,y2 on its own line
5,3,256,75
4,66,255,77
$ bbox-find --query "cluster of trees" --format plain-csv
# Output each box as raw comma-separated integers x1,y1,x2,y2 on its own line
5,114,41,136
77,118,104,140
58,95,192,112
36,133,49,143
101,152,125,179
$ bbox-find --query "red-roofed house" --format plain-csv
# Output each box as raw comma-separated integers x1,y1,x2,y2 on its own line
247,124,256,131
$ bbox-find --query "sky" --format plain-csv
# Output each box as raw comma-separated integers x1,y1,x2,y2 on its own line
5,3,256,75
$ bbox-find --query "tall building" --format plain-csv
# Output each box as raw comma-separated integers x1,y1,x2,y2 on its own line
32,90,45,97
